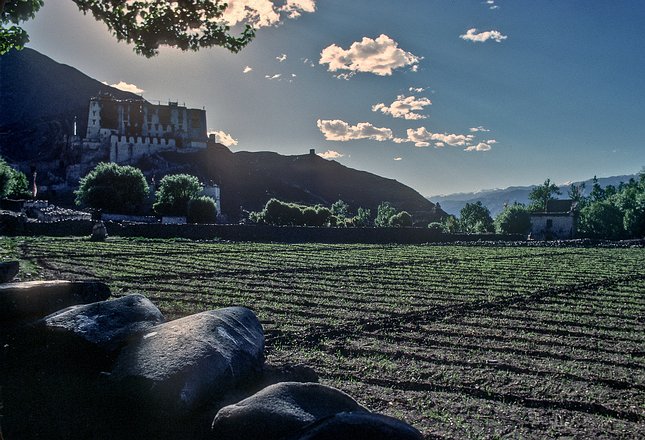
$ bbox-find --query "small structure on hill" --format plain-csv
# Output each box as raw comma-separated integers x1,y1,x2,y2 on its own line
529,199,577,240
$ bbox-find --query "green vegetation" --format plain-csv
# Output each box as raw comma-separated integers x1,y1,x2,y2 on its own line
1,1,254,57
187,196,218,224
249,198,334,226
5,237,644,438
153,174,203,216
459,201,494,233
0,156,30,199
528,178,561,211
75,162,149,214
494,203,531,234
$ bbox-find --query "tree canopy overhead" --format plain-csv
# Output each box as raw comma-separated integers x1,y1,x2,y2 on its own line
1,0,257,56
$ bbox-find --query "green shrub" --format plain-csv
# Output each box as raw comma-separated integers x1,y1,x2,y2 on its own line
389,211,412,227
187,196,218,223
75,162,149,213
495,203,531,234
153,174,202,216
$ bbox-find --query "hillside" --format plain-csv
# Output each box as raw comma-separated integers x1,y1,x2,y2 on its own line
430,174,639,217
0,48,443,222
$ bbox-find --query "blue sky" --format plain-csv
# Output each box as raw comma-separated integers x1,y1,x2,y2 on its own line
21,0,645,196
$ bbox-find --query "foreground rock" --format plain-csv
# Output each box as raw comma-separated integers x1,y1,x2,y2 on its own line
211,382,368,440
111,307,264,412
0,260,20,283
39,294,165,352
0,280,110,323
292,412,424,440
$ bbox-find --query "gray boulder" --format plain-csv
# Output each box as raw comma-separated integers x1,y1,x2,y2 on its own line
40,294,164,352
0,280,110,323
292,412,424,440
211,382,368,440
0,260,20,283
111,307,264,412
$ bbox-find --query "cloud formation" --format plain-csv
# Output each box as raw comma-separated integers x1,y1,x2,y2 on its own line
319,34,420,76
393,157,403,161
469,126,490,132
372,95,432,120
109,81,144,94
276,53,287,62
403,127,474,147
223,0,316,27
265,74,282,80
318,150,344,159
460,28,507,43
208,130,238,147
409,87,425,93
465,142,493,151
317,119,393,142
243,66,253,73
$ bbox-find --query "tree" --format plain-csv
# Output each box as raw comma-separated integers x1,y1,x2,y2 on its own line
352,207,371,227
1,0,254,57
0,158,14,197
459,201,493,233
187,195,217,224
153,174,203,216
374,202,397,227
389,211,412,227
528,178,561,211
75,162,149,213
568,182,586,203
331,199,350,219
578,200,625,240
494,203,531,234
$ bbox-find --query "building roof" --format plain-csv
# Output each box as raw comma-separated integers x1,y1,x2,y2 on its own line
546,199,575,213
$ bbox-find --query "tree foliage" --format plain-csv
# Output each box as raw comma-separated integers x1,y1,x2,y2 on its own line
249,198,334,227
331,199,350,219
494,203,531,234
153,173,203,216
389,211,412,227
0,156,29,198
528,178,561,211
1,0,254,57
187,195,217,224
75,162,149,213
459,201,494,233
374,202,397,227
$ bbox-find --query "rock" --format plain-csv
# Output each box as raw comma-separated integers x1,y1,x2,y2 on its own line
91,220,108,241
0,280,110,324
0,260,20,283
291,412,424,440
40,294,165,352
111,307,264,412
211,382,368,440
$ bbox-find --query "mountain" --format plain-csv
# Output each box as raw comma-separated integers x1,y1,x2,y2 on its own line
0,48,142,161
429,174,640,217
0,48,443,222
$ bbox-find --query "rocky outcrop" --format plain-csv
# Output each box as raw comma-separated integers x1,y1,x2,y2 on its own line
39,294,164,352
0,280,110,323
111,307,264,411
211,382,368,440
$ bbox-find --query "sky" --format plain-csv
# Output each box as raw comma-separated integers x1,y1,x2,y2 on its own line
20,0,645,196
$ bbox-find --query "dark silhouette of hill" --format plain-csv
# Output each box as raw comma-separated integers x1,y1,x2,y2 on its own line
165,144,444,222
0,47,141,161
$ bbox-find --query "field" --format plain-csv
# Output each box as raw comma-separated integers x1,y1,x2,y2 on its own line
2,237,644,438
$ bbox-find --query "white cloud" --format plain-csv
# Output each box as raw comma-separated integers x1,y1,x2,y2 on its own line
223,0,316,27
265,74,282,80
393,157,403,161
460,28,507,43
486,139,498,144
243,66,253,73
372,95,432,120
469,126,490,132
208,130,238,147
318,150,344,160
465,142,493,152
409,87,425,93
320,34,420,76
109,81,144,94
276,53,287,62
317,119,393,142
435,142,445,148
404,127,474,147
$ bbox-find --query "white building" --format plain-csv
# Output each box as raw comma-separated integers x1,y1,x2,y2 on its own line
529,199,577,240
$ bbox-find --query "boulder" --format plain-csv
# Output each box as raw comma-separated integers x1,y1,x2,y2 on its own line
292,412,424,440
0,280,110,324
211,382,368,440
40,294,165,352
111,307,264,412
0,260,20,283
